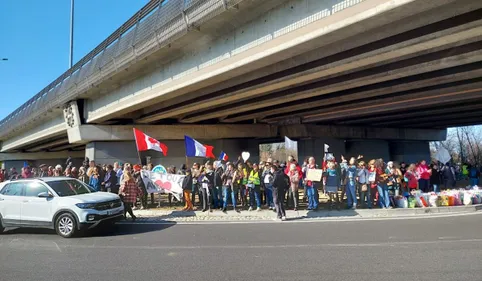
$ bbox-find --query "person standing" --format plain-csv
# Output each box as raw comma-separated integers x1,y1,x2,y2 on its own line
441,162,456,190
200,162,214,212
324,161,340,210
346,157,357,210
118,169,141,221
248,163,262,211
405,164,419,190
182,169,194,211
357,161,370,208
430,163,442,193
416,160,431,193
191,163,202,207
375,159,390,209
38,164,49,177
102,164,117,193
304,157,319,211
262,162,274,210
469,164,480,187
213,161,224,210
287,164,300,211
221,162,236,212
272,165,289,221
133,165,148,209
78,167,89,184
89,167,102,191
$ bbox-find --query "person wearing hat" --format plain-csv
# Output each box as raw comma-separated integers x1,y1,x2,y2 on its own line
247,163,262,211
38,164,49,177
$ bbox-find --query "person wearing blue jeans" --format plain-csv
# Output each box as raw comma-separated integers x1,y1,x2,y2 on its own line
221,162,240,213
306,185,318,210
377,183,390,209
469,165,480,187
213,161,224,209
248,163,262,211
262,164,275,210
346,158,357,209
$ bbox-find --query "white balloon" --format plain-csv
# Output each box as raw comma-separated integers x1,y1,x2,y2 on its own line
241,152,250,161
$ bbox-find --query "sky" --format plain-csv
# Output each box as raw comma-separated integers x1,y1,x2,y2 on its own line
0,0,149,120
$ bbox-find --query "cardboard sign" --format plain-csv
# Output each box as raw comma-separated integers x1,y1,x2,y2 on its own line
306,169,323,182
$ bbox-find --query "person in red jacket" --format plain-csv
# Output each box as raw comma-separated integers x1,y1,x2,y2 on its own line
416,160,432,192
405,164,419,190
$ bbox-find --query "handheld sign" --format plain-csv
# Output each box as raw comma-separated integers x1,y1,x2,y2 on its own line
306,169,323,182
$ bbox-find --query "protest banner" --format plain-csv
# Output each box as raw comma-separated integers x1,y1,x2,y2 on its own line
140,170,184,200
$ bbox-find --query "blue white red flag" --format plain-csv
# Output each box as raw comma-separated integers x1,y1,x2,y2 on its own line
219,151,228,161
184,136,215,158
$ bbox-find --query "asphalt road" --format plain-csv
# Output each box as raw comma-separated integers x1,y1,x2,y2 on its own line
1,214,482,281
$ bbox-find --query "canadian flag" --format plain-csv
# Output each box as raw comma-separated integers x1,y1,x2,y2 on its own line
133,128,168,156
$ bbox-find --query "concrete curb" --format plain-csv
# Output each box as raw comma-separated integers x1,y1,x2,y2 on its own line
130,204,482,223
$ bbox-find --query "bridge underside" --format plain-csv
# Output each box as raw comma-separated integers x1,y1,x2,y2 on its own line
2,0,482,165
113,0,482,130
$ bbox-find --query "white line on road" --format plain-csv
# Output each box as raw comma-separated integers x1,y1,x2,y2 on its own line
5,238,482,252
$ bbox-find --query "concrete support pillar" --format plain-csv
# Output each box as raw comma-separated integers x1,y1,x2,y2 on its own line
345,140,390,162
389,141,430,164
298,138,345,164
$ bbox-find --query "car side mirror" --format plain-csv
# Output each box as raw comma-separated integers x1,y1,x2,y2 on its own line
38,192,52,198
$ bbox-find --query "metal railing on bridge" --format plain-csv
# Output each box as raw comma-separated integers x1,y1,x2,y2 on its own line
0,0,244,138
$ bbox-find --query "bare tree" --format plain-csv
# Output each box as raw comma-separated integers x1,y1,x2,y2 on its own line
432,126,482,164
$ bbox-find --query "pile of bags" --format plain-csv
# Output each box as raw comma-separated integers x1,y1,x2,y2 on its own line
393,188,482,209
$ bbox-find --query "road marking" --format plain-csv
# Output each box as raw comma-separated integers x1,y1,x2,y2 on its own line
6,238,481,251
117,211,482,225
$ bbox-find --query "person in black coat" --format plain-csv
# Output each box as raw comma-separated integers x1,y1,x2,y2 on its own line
442,162,456,190
430,163,442,193
272,165,289,221
213,161,224,209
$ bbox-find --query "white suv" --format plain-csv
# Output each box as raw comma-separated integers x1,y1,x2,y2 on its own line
0,177,124,238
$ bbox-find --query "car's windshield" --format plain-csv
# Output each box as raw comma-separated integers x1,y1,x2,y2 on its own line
48,179,93,197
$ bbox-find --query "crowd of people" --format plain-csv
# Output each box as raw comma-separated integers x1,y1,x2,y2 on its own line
0,155,480,221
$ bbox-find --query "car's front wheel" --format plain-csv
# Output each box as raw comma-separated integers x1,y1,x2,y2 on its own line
0,214,5,234
55,213,77,238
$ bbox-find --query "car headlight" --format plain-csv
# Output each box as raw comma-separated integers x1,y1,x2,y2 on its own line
75,203,96,209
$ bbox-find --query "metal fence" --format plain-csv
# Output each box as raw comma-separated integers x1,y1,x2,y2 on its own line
0,0,245,138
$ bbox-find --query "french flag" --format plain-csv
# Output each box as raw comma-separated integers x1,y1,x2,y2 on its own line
219,151,228,161
184,136,215,158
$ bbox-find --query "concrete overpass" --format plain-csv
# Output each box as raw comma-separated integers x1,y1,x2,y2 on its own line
2,0,482,168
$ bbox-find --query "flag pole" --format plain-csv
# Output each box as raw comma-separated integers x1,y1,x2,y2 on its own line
133,128,142,165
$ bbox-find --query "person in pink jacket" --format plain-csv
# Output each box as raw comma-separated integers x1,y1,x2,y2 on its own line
416,160,432,192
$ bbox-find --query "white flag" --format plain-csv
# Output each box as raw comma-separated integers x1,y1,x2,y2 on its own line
284,136,297,151
435,147,451,164
324,143,330,153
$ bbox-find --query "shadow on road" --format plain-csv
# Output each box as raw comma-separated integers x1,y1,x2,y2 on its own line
2,220,177,238
88,221,177,237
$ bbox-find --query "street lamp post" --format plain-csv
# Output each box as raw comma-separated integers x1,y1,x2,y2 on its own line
69,0,74,68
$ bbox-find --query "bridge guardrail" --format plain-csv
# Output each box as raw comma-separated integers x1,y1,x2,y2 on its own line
0,0,244,138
